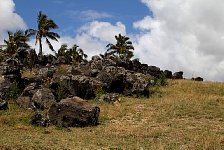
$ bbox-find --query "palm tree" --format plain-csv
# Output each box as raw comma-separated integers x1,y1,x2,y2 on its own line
31,11,60,56
57,44,87,64
106,33,134,59
2,30,31,56
68,44,87,63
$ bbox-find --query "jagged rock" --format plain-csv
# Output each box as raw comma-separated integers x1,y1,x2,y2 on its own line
164,70,172,79
16,83,40,109
51,75,102,100
71,67,84,76
0,100,8,110
97,66,152,97
90,69,100,77
99,93,120,103
21,83,38,97
68,75,101,99
23,76,43,87
16,96,35,109
97,66,126,93
48,96,100,127
173,71,184,79
2,66,20,76
125,72,151,97
192,77,203,81
39,68,48,77
30,112,49,127
32,88,56,110
0,79,13,100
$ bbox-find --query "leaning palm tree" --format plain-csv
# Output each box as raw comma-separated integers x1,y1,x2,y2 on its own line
30,11,60,56
106,33,134,59
2,30,31,56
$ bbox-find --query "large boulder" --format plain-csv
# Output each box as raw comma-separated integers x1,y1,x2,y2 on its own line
97,66,127,93
23,76,44,87
51,75,101,100
164,70,172,79
125,72,152,97
16,83,42,109
0,79,12,100
48,96,100,127
97,66,152,97
173,71,184,79
192,77,203,82
16,96,35,110
32,88,56,110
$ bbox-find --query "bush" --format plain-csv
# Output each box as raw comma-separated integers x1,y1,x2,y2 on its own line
55,81,66,102
5,81,20,100
154,73,168,86
94,84,106,98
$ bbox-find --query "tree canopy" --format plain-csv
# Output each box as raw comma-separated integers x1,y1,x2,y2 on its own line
106,33,134,59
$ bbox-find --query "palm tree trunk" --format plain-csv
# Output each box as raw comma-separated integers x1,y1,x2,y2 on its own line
38,39,42,56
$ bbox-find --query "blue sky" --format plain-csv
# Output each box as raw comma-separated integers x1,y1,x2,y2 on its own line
14,0,151,36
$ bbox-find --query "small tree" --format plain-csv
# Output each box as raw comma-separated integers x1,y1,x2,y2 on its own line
106,33,134,59
1,30,31,56
57,44,87,64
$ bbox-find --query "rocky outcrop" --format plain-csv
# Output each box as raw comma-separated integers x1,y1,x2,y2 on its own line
51,75,102,100
96,66,152,97
2,58,21,82
48,96,100,127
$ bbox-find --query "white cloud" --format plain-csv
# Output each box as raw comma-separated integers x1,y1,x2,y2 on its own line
0,0,26,42
133,0,224,81
80,10,112,21
74,21,126,57
65,10,112,21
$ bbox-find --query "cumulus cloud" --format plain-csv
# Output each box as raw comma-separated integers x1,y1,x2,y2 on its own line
74,21,126,57
0,0,26,42
133,0,224,81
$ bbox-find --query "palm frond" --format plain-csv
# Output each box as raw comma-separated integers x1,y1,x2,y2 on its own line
46,38,54,52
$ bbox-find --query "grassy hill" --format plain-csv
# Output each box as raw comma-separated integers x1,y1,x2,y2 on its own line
1,80,224,150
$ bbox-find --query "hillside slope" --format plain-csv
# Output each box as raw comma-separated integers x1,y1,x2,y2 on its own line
1,80,224,149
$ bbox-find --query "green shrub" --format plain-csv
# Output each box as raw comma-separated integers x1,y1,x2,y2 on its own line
5,81,20,100
154,73,168,87
55,81,66,102
94,84,106,98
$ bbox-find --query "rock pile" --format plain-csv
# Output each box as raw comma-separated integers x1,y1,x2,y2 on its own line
0,53,192,128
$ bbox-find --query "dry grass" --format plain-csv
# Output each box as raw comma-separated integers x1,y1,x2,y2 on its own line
1,80,224,149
